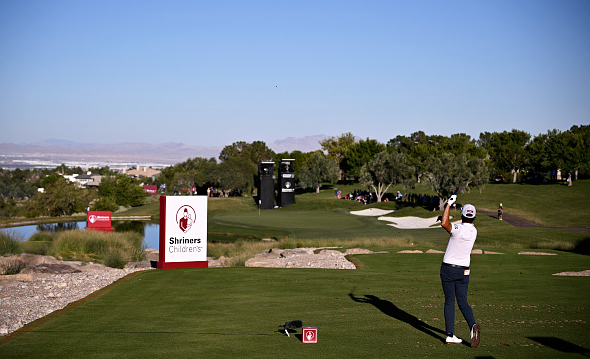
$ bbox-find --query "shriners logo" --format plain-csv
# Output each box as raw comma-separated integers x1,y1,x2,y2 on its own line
176,205,196,233
89,215,97,223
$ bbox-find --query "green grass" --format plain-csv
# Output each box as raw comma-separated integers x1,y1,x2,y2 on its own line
1,249,588,358
456,180,590,228
0,229,21,255
49,230,146,268
201,180,590,252
2,180,589,357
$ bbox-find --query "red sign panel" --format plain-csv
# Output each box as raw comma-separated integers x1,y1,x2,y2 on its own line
143,185,157,196
302,327,318,343
87,211,114,231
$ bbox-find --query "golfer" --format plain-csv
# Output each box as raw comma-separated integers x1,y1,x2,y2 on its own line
440,195,480,348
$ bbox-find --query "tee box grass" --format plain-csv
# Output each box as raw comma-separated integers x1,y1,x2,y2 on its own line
1,249,588,359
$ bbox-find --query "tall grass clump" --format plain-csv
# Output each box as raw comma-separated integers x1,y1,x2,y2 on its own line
29,231,56,242
51,230,146,268
0,229,22,256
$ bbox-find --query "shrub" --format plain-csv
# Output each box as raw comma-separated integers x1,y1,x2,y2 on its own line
93,196,118,212
29,231,55,242
103,251,126,269
18,241,51,255
50,230,145,267
0,230,22,256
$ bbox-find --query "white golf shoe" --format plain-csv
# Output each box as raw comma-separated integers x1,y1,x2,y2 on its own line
445,335,462,344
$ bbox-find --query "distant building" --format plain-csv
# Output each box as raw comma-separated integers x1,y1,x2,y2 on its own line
61,172,102,188
81,173,103,188
124,165,161,180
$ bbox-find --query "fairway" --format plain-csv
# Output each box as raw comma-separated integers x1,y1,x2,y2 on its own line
2,249,588,359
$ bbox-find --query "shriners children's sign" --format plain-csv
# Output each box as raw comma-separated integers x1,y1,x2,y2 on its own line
158,196,208,269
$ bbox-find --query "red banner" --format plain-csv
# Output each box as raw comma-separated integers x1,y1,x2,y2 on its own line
87,211,114,231
143,185,157,196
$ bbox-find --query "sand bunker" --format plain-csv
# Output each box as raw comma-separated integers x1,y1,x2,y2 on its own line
351,208,460,229
378,216,460,229
553,270,590,276
518,251,557,256
350,208,395,216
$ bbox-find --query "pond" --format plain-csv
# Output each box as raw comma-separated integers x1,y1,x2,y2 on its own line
3,221,160,250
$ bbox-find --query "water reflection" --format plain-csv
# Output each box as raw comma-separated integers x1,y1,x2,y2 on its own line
5,221,160,250
37,222,82,232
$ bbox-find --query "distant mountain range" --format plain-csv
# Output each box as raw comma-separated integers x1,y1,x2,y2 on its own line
0,135,328,169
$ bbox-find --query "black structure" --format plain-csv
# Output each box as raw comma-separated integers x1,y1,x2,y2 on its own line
258,162,275,209
277,159,296,207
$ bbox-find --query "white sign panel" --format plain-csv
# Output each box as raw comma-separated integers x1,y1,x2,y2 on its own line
162,196,207,264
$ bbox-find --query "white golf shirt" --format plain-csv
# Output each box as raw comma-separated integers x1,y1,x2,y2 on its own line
443,222,477,267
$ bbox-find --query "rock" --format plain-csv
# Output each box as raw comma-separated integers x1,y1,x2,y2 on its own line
124,261,153,269
0,257,25,275
344,248,374,255
144,249,159,262
245,248,356,269
20,264,82,274
318,249,343,255
11,254,61,267
426,249,445,254
207,256,226,268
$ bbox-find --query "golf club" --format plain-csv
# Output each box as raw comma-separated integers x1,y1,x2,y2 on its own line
436,179,469,221
454,179,469,195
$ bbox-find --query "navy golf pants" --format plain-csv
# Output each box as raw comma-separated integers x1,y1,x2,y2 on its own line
440,263,476,335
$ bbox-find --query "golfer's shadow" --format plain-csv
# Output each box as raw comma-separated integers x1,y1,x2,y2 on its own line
349,293,447,344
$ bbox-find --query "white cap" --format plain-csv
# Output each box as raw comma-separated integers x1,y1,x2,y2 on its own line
461,204,476,218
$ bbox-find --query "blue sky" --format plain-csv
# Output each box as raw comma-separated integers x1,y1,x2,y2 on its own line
1,0,588,148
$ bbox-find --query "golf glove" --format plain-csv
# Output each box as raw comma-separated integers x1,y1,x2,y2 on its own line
447,195,457,206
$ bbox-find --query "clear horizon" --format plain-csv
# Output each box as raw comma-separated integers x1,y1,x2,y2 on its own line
1,1,589,148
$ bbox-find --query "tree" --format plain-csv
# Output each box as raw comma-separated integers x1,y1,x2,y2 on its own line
299,152,340,193
26,177,95,217
426,153,488,209
481,129,530,183
388,131,443,183
219,141,275,163
441,133,487,159
342,138,386,179
320,132,356,164
525,130,557,175
93,195,118,212
98,174,146,207
215,156,257,196
389,131,486,183
180,157,217,186
0,197,19,219
554,125,590,180
359,151,415,202
0,168,37,200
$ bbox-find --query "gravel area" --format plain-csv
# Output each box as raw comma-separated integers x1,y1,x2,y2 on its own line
0,265,152,336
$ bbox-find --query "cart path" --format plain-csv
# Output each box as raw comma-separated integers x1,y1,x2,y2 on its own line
477,210,590,233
